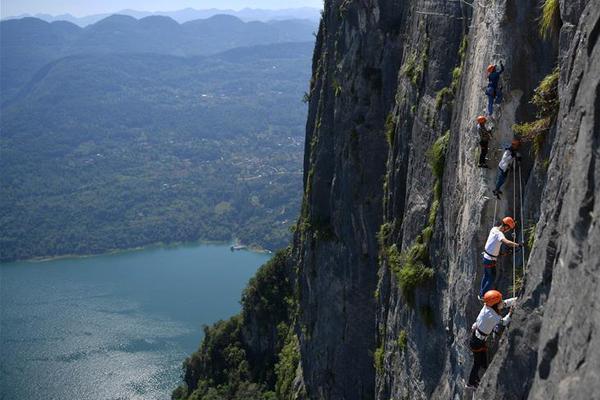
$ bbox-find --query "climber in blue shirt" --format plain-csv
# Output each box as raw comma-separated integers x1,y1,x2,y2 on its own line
485,62,504,116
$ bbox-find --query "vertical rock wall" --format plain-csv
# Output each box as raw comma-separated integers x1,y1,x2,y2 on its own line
295,0,598,399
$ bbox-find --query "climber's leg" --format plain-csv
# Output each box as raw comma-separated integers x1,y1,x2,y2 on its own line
493,168,508,196
479,258,497,297
487,94,494,115
478,141,489,167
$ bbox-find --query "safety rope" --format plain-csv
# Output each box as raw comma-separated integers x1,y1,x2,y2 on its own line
519,163,527,277
492,196,498,227
512,159,517,298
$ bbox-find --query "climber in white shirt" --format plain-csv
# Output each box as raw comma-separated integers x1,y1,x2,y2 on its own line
479,216,522,298
466,290,517,389
492,139,521,199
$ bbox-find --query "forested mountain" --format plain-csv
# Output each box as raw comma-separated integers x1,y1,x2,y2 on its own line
1,15,316,99
0,15,313,262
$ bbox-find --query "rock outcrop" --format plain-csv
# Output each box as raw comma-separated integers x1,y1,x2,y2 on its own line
176,0,599,399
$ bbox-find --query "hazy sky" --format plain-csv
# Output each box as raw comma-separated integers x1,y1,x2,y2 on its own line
1,0,323,17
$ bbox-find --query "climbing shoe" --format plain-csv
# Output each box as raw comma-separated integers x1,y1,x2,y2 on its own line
465,383,478,390
492,190,501,199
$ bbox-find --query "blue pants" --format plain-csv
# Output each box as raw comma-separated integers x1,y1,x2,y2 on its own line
487,94,494,115
495,168,508,192
479,257,497,297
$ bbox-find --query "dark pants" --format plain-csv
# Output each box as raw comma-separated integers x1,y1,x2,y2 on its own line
468,332,488,386
495,168,508,192
479,141,489,166
479,257,496,297
487,94,495,115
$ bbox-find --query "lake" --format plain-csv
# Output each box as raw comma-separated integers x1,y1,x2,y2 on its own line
0,244,271,400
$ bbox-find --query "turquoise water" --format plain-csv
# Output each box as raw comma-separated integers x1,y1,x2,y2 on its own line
0,244,270,400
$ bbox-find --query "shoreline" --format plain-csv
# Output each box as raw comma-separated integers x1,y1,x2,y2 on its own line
4,240,272,264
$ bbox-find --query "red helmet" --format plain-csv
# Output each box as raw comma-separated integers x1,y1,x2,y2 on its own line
483,290,503,306
487,64,496,73
502,216,516,230
477,115,487,124
511,139,521,148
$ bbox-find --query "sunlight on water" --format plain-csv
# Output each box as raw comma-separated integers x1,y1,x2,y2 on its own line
0,244,270,400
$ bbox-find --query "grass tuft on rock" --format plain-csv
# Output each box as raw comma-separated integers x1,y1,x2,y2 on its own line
513,67,559,156
428,131,450,181
374,345,384,373
397,330,408,351
539,0,561,39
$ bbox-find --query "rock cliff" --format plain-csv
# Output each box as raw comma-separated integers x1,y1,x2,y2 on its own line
175,0,599,399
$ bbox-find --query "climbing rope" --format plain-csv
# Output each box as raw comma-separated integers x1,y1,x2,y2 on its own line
518,163,527,277
492,196,498,227
512,159,517,298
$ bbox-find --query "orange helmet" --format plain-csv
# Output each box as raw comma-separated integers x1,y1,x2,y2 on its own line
487,64,496,73
502,216,516,230
511,139,521,148
483,290,503,307
477,115,487,124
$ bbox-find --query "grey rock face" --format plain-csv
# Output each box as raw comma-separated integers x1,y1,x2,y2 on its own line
294,1,405,398
479,1,600,399
293,0,598,399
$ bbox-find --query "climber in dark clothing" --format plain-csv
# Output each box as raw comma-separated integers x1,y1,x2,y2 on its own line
466,290,516,389
485,62,505,116
476,115,492,168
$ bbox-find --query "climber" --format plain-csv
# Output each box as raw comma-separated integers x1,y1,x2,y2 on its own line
466,290,517,389
476,115,492,168
485,62,504,116
492,139,521,199
479,217,522,298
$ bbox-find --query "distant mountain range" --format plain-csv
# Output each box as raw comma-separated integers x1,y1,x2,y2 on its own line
2,7,322,26
1,14,317,101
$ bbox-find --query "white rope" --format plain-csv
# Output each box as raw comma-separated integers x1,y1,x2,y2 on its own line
512,159,517,298
519,163,527,278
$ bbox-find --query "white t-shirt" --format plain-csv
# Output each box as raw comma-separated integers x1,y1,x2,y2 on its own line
483,227,505,260
472,298,516,335
498,149,514,172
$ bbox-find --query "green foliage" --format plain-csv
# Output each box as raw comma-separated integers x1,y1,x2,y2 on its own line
458,36,468,61
385,112,397,146
242,249,293,329
508,266,524,297
374,345,384,373
526,224,537,250
274,330,300,399
435,87,454,110
513,67,559,157
397,330,408,351
378,222,393,247
428,131,450,181
0,43,313,261
539,0,561,39
332,79,342,97
396,260,434,300
387,243,434,302
175,251,295,400
381,131,448,307
532,67,560,114
401,40,429,87
435,36,466,110
542,158,551,171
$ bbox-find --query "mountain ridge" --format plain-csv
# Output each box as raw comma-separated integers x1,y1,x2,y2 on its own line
2,7,322,26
